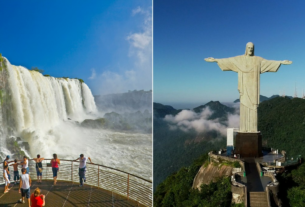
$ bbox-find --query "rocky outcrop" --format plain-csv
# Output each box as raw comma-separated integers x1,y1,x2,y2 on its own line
6,137,28,159
192,163,233,190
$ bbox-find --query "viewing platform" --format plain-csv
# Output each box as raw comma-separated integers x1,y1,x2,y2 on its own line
0,159,152,207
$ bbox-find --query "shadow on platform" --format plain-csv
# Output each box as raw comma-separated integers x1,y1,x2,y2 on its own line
0,180,141,207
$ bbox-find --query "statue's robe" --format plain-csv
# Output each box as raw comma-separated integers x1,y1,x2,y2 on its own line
217,55,282,132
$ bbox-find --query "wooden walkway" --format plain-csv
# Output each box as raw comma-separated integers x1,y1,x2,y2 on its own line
0,180,142,207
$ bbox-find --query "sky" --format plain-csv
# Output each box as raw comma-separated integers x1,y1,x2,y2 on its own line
0,0,152,96
154,0,305,108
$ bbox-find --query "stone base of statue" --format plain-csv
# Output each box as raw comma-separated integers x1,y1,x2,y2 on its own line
234,132,263,158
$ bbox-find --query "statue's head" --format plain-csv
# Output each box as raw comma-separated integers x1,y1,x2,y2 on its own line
245,42,254,56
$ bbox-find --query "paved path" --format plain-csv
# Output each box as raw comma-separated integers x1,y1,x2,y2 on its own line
244,158,272,192
0,180,141,207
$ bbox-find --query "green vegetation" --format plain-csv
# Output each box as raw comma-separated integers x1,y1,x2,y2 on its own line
154,154,243,207
277,163,305,206
258,96,305,206
218,160,241,168
258,97,305,157
30,67,44,73
44,74,50,77
77,78,84,83
0,53,3,71
0,53,7,71
233,161,241,168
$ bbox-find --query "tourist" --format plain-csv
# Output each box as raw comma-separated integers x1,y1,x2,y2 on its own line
21,156,29,174
33,155,45,183
19,168,32,206
75,154,92,186
3,165,10,193
30,187,45,207
3,155,13,181
10,159,20,184
50,154,60,185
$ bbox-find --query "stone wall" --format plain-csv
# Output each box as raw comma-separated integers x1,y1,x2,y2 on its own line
231,185,246,205
265,172,280,206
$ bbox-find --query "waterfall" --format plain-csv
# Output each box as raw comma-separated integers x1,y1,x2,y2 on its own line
0,57,98,159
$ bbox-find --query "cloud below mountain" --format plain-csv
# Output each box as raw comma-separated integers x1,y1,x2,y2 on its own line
164,107,239,136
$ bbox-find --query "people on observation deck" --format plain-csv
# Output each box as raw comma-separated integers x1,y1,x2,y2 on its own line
21,156,29,174
33,155,45,183
75,154,92,187
10,159,21,184
19,168,32,206
3,155,13,181
3,165,10,193
50,154,60,185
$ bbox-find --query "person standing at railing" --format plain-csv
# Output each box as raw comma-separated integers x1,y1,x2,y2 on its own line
3,165,10,193
50,154,60,185
75,154,92,187
33,155,45,183
20,156,29,174
3,155,13,181
19,168,32,206
10,159,21,184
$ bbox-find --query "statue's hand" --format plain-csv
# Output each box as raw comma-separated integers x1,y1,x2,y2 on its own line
281,60,292,65
205,57,217,62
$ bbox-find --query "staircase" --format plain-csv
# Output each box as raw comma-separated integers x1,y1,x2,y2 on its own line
249,192,269,207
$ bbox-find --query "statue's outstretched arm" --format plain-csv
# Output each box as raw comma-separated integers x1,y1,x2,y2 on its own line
204,57,218,63
281,60,292,65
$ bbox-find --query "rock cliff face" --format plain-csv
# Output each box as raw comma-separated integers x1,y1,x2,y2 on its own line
192,163,233,190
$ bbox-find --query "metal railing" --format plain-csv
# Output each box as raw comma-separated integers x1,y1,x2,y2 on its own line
1,159,152,206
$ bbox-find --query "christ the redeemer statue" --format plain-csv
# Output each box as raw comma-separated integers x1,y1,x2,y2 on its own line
205,42,292,133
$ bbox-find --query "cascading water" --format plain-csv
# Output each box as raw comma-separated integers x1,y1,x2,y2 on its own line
0,57,151,180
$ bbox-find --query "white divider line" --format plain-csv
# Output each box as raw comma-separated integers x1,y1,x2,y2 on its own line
87,185,93,206
62,183,75,207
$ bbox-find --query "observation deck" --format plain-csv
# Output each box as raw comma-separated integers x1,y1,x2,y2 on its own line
0,159,152,206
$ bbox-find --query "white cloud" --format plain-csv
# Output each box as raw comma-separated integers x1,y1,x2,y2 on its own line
164,107,240,137
88,68,96,80
127,7,152,65
132,6,146,16
89,6,152,95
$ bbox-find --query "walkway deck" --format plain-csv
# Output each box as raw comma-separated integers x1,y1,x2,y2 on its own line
244,158,272,192
0,180,142,207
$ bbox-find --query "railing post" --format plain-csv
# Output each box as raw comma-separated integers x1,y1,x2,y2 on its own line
127,174,130,200
71,161,73,183
98,166,100,187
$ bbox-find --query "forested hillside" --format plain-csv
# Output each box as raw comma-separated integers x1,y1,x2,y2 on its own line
258,97,305,157
153,101,234,189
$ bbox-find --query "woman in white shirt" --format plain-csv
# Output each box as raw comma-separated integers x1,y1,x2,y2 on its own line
3,165,10,193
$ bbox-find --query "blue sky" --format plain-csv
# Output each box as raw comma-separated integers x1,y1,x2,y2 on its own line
0,0,152,95
154,0,305,108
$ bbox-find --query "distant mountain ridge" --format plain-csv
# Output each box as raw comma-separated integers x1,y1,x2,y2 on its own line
194,101,235,123
153,101,235,189
234,94,293,103
95,90,152,113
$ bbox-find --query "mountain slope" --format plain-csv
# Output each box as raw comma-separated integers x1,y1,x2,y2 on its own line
153,101,235,189
258,96,305,157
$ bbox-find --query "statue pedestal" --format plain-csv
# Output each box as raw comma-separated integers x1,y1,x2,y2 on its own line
234,132,263,158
